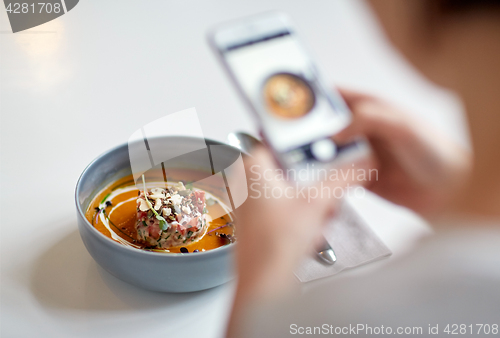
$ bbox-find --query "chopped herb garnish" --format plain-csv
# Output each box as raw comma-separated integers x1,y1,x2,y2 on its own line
158,219,169,231
141,174,169,231
100,193,111,205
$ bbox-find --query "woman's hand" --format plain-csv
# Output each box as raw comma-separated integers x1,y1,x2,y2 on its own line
335,89,471,217
226,89,471,337
227,146,372,338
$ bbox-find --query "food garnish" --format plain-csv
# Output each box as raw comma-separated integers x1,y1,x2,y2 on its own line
135,176,209,249
87,174,236,253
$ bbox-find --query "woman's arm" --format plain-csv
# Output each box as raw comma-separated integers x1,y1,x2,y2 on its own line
226,89,471,337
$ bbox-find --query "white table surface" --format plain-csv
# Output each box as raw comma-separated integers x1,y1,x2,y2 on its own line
0,1,468,337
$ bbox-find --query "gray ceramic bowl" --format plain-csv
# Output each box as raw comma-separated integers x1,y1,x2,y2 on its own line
75,136,242,292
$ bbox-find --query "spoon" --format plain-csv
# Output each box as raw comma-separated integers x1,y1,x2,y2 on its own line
227,131,262,155
226,131,337,265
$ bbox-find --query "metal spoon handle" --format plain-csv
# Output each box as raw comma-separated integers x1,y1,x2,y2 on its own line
316,239,337,265
227,131,261,154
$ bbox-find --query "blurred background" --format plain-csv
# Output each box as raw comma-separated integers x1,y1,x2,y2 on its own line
0,1,469,337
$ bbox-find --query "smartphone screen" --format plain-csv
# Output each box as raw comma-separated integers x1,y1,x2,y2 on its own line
219,28,351,157
212,15,368,173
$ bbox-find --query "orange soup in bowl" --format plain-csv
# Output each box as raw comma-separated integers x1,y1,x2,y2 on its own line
85,169,235,254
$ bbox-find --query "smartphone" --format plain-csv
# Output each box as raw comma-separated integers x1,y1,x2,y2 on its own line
208,12,369,180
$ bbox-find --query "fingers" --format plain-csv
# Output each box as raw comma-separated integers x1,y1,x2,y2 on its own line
251,146,278,171
338,87,374,107
335,93,410,146
244,146,375,210
244,146,287,189
334,101,376,143
335,87,377,143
